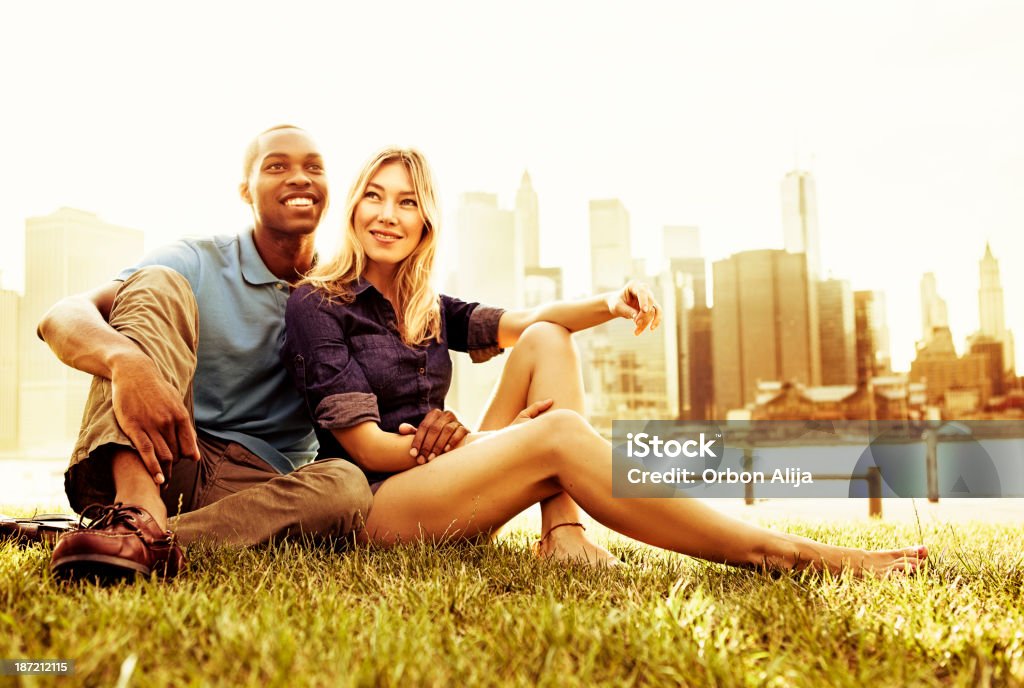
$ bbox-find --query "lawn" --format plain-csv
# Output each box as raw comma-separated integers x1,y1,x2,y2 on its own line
2,511,1023,687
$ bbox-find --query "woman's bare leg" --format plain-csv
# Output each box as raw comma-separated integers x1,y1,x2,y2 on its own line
476,322,616,565
364,410,926,578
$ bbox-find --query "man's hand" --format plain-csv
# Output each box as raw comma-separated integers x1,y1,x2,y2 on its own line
399,409,469,464
606,280,663,335
511,398,554,426
110,353,200,485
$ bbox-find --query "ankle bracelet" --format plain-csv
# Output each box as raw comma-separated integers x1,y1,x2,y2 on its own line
540,521,585,543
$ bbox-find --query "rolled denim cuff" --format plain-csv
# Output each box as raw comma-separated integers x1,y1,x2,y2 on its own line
467,305,505,363
315,393,381,429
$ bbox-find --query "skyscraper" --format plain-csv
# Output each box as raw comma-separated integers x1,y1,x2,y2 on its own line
514,171,563,309
448,193,519,423
515,171,540,270
910,327,991,413
979,243,1005,337
589,199,631,292
920,272,949,344
581,261,679,435
663,225,702,264
978,242,1015,374
781,170,822,386
0,281,18,451
968,334,1005,397
523,267,562,309
781,170,822,279
18,208,144,452
817,278,856,385
663,226,712,419
712,250,816,413
854,290,892,385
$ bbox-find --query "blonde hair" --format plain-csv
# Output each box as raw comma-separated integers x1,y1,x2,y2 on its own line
303,147,441,347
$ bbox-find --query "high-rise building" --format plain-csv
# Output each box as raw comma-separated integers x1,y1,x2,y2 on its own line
0,280,18,451
781,170,822,386
712,249,816,414
968,334,1005,398
910,327,990,414
854,290,892,385
663,226,712,419
817,278,856,385
589,199,631,292
781,171,821,279
18,208,144,452
513,172,562,309
581,261,679,435
663,225,702,263
687,307,713,419
515,171,540,270
920,272,949,344
523,266,562,309
978,243,1015,374
448,193,519,424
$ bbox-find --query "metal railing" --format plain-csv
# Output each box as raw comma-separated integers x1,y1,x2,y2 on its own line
740,447,884,517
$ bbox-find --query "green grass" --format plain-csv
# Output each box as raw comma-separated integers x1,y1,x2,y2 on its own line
2,512,1023,687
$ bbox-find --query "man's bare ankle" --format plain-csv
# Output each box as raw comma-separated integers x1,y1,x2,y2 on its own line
111,494,169,530
109,449,169,529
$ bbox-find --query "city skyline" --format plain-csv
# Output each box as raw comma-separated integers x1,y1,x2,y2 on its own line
4,186,1014,454
1,170,1016,376
3,2,1023,375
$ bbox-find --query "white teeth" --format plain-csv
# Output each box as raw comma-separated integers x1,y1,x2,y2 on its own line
285,197,314,207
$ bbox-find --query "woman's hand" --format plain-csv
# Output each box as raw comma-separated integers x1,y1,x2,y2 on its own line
399,409,470,464
512,398,554,426
605,280,662,335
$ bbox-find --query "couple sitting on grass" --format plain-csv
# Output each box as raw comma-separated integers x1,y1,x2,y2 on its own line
38,125,927,583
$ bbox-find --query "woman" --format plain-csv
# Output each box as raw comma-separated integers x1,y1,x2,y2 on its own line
283,147,927,576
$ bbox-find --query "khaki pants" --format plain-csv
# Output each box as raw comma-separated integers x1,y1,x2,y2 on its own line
64,266,372,547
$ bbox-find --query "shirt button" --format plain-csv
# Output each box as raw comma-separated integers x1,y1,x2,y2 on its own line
418,368,426,375
275,283,284,290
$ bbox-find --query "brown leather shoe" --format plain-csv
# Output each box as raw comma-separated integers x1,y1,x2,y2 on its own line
1,514,79,546
50,504,185,583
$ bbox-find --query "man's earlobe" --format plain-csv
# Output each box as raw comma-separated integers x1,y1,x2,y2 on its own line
239,183,252,204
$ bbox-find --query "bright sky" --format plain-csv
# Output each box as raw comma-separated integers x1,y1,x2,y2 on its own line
2,1,1022,372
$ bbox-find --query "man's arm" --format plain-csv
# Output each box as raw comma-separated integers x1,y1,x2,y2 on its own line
38,282,200,485
497,280,662,348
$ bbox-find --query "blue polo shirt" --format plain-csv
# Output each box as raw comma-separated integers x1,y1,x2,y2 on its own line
117,228,317,474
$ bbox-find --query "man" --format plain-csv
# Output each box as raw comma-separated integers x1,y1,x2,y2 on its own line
38,125,375,581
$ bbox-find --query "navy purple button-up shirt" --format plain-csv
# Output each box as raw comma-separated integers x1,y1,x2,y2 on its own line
282,279,505,482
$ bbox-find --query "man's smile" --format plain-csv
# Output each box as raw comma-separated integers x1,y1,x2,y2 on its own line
281,193,320,208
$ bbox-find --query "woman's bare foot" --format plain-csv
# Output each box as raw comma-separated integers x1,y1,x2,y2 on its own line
534,524,621,567
762,535,928,578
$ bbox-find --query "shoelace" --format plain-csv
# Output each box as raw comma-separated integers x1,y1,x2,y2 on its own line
78,503,143,532
76,503,178,549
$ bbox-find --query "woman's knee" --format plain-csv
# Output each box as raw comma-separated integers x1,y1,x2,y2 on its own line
518,321,575,354
531,409,591,456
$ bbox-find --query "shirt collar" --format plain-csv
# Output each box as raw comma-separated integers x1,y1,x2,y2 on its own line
350,277,375,296
239,227,281,286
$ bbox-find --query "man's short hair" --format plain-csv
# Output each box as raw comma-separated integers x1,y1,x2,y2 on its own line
241,124,306,182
